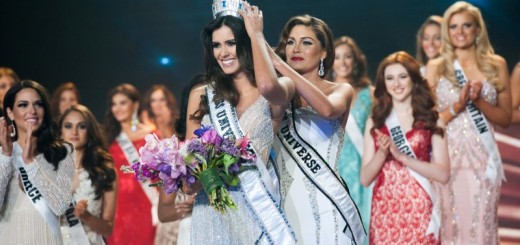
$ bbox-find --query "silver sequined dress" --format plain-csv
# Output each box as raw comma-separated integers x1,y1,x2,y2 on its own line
435,78,501,245
190,96,275,245
0,143,74,244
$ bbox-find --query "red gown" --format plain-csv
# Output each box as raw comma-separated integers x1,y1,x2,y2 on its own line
107,137,155,245
369,126,439,245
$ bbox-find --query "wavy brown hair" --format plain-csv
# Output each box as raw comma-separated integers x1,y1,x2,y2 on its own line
275,15,334,78
275,15,334,108
3,80,70,170
371,51,443,136
329,36,371,88
59,104,116,200
104,83,141,144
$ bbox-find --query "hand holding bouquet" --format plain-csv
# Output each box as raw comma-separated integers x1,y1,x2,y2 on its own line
183,125,255,213
121,133,195,194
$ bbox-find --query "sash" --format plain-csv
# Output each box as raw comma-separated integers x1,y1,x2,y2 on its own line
385,110,440,238
453,60,505,182
14,144,61,238
277,106,366,245
116,132,159,225
345,114,364,156
64,200,90,245
206,85,296,245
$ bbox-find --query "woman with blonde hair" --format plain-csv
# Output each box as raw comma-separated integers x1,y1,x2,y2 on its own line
426,1,511,244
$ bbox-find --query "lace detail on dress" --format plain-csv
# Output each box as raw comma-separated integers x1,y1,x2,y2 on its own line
369,126,438,244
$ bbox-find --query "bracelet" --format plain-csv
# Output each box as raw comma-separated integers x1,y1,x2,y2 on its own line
449,103,457,117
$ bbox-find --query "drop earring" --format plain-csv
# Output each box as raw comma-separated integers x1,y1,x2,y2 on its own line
10,121,16,138
318,58,324,77
131,110,138,132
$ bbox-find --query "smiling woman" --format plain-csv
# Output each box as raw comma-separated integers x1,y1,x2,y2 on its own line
102,83,158,245
58,104,117,245
361,51,449,244
183,2,296,244
425,2,512,244
0,80,75,244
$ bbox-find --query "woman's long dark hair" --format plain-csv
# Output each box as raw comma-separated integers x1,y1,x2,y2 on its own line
59,104,116,200
104,83,141,144
177,74,206,140
371,51,443,136
193,16,254,121
3,80,69,170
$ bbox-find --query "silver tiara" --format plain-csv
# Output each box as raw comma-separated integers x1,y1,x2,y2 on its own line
212,0,245,19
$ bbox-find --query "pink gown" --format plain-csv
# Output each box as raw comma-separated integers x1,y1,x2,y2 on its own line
107,138,156,245
435,78,501,245
369,125,439,245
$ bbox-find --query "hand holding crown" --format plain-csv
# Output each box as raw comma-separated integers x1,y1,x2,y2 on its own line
239,2,264,37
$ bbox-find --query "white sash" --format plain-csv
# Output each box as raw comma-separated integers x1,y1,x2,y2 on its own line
453,60,505,182
14,144,61,238
206,85,296,245
345,114,364,156
278,107,366,245
64,200,90,245
385,110,440,238
116,132,159,225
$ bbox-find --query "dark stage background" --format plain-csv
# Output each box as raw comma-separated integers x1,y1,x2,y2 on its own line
1,0,520,242
1,0,519,119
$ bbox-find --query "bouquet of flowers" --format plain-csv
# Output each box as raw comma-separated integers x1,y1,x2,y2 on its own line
121,133,195,194
183,125,256,213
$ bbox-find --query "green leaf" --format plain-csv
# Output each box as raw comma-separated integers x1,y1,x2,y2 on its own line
220,154,238,175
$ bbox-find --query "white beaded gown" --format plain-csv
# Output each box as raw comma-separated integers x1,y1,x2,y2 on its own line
0,143,74,244
190,96,280,245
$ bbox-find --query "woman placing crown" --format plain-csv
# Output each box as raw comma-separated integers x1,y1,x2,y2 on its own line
269,15,366,244
182,1,295,244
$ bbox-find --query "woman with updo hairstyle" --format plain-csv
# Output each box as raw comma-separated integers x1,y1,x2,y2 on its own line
269,14,365,244
425,1,511,244
58,104,117,244
361,51,449,244
0,80,75,244
103,83,157,245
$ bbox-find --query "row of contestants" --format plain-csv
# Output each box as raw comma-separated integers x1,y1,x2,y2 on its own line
0,1,519,244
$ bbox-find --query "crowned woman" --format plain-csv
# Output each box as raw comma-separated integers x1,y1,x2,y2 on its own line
182,1,295,244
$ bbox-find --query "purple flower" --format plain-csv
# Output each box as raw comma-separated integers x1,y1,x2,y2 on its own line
228,163,240,173
221,139,240,156
201,129,222,146
187,140,209,159
194,125,211,138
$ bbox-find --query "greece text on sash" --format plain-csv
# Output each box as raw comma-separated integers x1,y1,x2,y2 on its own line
19,167,43,203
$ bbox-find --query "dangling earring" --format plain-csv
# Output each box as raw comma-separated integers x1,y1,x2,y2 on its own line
10,121,16,138
475,36,480,45
318,59,325,77
131,110,138,132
